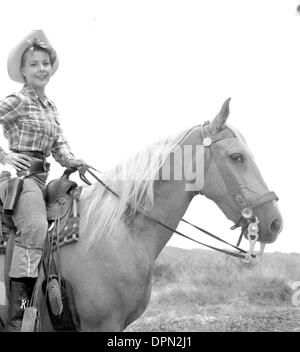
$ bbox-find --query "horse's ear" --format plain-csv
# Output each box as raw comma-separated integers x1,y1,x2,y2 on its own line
210,98,231,132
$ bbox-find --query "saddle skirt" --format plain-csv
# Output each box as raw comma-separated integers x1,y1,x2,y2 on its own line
45,179,82,251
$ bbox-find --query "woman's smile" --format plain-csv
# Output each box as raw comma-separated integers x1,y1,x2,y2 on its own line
36,74,48,80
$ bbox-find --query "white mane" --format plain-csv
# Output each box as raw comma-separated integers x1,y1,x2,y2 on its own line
81,126,197,248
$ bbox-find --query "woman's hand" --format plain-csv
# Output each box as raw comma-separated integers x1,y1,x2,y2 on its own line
2,152,32,171
67,158,90,174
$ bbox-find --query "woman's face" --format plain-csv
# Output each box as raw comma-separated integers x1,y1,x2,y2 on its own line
21,49,52,90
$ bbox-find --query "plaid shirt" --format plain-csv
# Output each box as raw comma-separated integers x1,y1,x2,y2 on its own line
0,85,74,167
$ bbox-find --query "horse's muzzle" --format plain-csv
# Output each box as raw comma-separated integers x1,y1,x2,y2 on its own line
254,202,283,244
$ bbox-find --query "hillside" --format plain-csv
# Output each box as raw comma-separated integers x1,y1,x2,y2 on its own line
126,247,300,332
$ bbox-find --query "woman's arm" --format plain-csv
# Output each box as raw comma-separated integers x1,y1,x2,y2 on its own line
51,128,75,167
0,94,22,123
0,95,31,169
51,114,89,171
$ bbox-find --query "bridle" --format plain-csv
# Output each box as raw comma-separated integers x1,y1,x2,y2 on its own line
72,122,278,264
198,121,278,262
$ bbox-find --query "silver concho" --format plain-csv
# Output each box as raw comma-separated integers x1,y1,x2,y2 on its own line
203,137,212,147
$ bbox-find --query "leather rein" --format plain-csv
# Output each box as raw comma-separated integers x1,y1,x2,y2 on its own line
73,122,278,263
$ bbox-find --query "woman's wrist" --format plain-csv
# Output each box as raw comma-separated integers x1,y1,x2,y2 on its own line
66,158,76,168
0,149,7,165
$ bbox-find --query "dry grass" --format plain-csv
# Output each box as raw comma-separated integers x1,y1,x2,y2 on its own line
125,247,300,332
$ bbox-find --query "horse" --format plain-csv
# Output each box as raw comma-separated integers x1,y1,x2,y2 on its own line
0,98,283,331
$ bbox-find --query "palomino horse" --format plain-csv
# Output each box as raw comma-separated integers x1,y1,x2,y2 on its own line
0,98,282,331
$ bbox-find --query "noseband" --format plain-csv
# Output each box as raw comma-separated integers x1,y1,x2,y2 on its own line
200,121,279,262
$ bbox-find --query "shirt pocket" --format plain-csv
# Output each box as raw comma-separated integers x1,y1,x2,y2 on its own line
19,113,42,132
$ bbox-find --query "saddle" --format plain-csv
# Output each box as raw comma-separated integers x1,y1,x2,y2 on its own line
45,177,81,248
0,169,83,331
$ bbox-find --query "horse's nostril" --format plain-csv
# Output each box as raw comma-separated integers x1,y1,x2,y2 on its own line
270,219,282,236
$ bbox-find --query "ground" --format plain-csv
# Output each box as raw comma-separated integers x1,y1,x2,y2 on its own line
126,302,300,332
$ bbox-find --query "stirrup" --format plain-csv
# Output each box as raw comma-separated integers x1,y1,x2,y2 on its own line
47,277,63,317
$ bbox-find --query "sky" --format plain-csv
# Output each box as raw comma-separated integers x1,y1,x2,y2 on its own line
0,0,299,254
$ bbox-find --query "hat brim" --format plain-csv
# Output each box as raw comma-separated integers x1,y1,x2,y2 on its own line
7,30,59,83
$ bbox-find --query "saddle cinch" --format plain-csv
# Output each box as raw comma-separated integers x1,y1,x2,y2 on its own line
0,168,82,331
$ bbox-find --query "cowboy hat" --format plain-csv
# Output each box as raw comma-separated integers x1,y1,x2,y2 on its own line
7,30,59,83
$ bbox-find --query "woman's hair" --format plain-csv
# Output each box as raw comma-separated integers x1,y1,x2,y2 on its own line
20,38,57,68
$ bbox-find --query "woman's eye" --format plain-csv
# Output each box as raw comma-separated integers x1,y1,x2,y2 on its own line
230,153,243,162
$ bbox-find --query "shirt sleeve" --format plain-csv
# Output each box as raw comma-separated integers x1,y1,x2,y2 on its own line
51,112,75,168
0,94,22,123
0,94,22,164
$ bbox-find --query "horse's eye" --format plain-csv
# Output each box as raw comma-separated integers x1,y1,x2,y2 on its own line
230,153,243,162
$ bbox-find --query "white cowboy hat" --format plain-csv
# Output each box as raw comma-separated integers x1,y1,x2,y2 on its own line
7,29,59,83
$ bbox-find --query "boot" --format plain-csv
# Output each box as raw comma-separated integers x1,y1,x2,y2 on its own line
4,277,36,332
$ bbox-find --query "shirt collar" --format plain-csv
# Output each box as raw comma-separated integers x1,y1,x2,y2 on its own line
22,84,52,108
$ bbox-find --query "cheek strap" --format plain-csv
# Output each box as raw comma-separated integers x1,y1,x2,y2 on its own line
208,140,278,219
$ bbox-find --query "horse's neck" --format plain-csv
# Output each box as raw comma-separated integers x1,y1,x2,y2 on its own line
145,180,192,259
138,129,201,260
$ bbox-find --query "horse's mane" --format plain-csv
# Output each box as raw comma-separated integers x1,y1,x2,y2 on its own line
81,125,197,248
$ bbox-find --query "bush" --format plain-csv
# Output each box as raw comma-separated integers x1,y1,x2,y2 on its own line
153,263,177,285
246,277,293,305
152,247,300,307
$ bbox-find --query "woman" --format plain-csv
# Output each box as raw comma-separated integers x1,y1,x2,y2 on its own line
0,30,89,331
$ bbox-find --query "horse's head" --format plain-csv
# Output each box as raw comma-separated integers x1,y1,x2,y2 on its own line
200,98,282,246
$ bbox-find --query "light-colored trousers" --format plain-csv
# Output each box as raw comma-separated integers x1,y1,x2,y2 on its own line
9,174,48,278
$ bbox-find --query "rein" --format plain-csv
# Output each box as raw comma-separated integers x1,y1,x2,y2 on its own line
77,168,256,261
73,122,278,263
